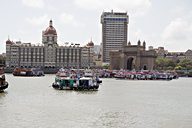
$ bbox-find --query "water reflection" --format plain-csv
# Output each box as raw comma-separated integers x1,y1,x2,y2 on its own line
0,91,8,98
91,111,137,128
52,88,98,95
75,90,98,95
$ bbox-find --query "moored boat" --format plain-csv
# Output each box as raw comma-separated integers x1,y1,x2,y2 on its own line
0,68,8,92
113,70,178,80
52,76,76,90
73,76,102,90
31,68,44,76
84,69,94,77
13,67,44,76
52,68,102,90
56,68,68,77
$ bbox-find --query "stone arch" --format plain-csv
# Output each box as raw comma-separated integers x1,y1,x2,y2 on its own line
127,57,134,70
143,65,147,70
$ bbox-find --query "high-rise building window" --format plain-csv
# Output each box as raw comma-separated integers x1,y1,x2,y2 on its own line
101,11,128,63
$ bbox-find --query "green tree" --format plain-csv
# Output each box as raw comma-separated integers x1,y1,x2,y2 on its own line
177,59,192,70
174,65,182,70
0,56,6,67
155,58,176,70
166,59,176,69
103,64,109,69
155,58,166,70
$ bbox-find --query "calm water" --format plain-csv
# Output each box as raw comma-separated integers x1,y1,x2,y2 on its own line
0,74,192,128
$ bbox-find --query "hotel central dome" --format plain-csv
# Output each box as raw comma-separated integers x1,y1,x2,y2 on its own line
87,40,94,47
43,20,57,35
6,39,13,44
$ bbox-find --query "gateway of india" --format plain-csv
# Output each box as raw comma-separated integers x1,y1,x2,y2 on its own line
109,40,157,70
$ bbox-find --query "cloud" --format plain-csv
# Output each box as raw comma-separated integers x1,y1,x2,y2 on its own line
74,0,151,15
59,13,74,24
134,29,143,40
162,18,192,41
22,0,44,8
161,17,192,51
26,15,49,26
59,13,85,27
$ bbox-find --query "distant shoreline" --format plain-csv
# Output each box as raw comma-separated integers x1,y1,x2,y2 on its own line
4,68,58,74
4,67,192,77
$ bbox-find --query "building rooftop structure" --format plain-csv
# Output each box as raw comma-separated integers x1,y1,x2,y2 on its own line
43,20,57,35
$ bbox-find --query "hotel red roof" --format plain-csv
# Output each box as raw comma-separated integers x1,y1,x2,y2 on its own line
6,39,13,44
43,20,57,35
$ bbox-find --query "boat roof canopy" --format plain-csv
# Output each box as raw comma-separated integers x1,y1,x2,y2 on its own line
79,77,92,80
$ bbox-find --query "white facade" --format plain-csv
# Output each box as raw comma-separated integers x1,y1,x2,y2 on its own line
6,20,93,68
56,46,81,68
81,46,94,68
19,44,44,67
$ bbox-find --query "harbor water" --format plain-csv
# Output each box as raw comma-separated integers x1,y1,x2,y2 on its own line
0,74,192,128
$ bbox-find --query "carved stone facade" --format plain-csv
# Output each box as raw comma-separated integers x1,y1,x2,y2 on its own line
6,20,94,68
110,41,157,70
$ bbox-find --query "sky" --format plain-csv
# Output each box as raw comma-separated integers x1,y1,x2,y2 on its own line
0,0,192,53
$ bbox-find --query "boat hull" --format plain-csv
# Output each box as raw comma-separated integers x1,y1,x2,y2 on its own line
52,82,73,90
0,82,8,92
13,68,44,77
73,85,99,90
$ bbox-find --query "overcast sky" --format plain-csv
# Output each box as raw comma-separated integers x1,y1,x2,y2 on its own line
0,0,192,53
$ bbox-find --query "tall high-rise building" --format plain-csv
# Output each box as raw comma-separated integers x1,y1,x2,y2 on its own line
101,10,129,63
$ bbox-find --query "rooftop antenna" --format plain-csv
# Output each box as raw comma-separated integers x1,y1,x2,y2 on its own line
49,18,53,27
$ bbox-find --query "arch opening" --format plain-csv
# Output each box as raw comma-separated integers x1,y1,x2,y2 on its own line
127,57,134,70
